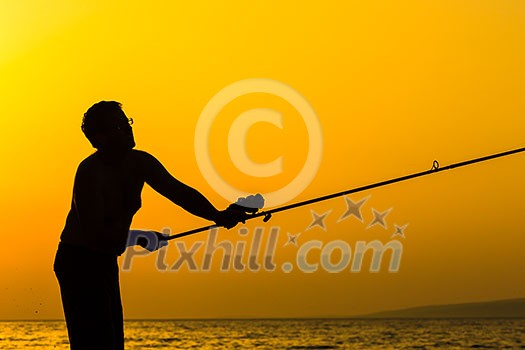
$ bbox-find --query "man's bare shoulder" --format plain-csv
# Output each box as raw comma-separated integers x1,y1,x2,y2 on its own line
130,149,153,159
76,153,99,173
77,150,154,166
71,153,103,188
129,149,170,180
130,149,160,166
75,150,162,179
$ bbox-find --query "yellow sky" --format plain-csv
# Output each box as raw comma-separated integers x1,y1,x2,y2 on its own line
0,1,524,320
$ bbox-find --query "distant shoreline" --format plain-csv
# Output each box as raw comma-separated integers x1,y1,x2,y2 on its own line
2,297,524,321
1,317,525,322
358,297,525,319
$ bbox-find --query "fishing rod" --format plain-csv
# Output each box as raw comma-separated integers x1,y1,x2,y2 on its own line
165,146,525,241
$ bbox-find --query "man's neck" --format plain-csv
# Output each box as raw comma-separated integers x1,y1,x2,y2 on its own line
96,148,131,164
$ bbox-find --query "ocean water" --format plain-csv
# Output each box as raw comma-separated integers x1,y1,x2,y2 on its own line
0,318,523,349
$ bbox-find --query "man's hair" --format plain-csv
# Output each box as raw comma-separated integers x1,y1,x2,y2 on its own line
81,101,123,148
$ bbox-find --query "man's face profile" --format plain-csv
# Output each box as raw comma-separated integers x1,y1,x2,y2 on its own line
95,110,136,153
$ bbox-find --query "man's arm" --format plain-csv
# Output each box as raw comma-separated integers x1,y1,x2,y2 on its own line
137,150,240,227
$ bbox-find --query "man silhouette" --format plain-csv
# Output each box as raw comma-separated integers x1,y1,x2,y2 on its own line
54,101,243,349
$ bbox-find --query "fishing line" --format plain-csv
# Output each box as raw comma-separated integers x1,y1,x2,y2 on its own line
165,146,525,241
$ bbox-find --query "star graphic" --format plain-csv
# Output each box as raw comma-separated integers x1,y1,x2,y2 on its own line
367,208,392,229
306,209,332,231
284,232,301,247
337,196,370,223
391,224,408,238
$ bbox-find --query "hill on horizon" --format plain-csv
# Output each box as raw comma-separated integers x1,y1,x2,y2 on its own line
359,298,525,318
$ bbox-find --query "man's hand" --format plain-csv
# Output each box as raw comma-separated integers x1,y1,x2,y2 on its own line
127,230,168,252
213,194,265,229
213,209,246,229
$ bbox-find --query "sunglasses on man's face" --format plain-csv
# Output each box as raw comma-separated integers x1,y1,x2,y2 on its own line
116,117,134,131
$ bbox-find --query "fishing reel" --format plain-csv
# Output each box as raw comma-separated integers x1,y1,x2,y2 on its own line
226,193,271,224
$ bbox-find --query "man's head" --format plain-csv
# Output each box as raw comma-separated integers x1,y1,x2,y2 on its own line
81,101,135,152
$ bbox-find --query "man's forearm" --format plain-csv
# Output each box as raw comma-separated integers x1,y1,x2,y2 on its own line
174,185,219,221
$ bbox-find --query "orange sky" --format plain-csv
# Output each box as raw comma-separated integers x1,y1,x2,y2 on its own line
0,1,524,320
